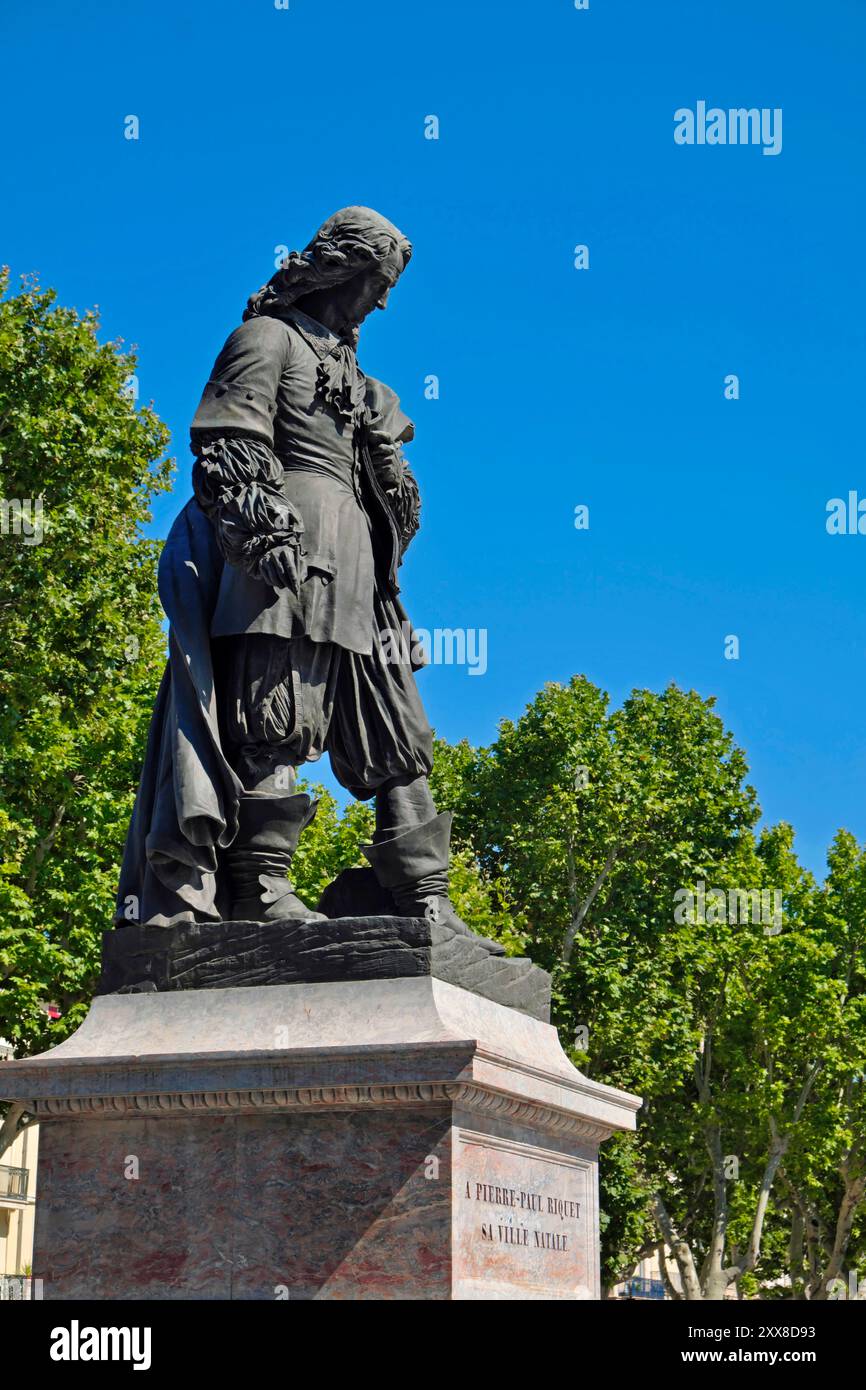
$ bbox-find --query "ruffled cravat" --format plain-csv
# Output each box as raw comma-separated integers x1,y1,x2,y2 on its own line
315,340,367,426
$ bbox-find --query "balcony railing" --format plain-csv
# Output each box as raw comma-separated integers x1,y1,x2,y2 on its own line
0,1164,28,1200
623,1276,666,1300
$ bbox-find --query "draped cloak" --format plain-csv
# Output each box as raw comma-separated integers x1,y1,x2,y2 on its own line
115,499,242,926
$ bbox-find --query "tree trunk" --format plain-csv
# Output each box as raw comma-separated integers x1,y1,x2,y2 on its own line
0,1102,28,1161
809,1169,866,1300
653,1193,704,1300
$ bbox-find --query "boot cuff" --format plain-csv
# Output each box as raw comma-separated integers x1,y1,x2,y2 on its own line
362,811,452,890
234,791,319,838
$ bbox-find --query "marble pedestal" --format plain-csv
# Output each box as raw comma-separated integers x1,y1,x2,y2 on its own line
1,977,640,1300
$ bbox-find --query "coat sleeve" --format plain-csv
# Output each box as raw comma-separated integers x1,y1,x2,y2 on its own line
190,316,292,447
189,317,305,584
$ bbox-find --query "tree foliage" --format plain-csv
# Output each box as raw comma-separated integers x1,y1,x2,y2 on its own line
0,270,171,1057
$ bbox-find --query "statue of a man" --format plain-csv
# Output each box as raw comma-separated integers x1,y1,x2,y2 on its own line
117,206,502,954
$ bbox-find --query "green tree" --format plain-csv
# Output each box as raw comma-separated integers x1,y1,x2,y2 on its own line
779,829,866,1300
0,270,171,1105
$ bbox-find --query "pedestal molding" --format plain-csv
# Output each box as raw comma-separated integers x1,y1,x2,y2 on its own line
29,1079,614,1141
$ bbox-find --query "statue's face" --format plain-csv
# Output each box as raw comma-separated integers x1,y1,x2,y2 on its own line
326,246,406,333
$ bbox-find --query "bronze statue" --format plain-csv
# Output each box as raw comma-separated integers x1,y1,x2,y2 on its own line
117,206,503,954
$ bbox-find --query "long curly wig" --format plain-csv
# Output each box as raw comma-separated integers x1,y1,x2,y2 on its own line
244,206,412,326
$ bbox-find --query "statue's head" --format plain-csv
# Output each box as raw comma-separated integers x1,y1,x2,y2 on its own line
244,206,412,341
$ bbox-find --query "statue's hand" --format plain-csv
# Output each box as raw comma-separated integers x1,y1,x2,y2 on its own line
251,541,306,595
369,442,403,494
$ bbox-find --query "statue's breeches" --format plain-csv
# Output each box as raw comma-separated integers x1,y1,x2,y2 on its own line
214,591,433,801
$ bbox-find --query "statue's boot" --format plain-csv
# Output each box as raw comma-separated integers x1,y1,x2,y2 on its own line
227,791,326,922
363,810,506,955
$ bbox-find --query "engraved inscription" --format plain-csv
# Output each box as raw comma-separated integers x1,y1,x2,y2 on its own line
465,1181,582,1251
454,1129,596,1298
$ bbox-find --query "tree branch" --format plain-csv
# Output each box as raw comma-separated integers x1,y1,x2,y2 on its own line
561,843,620,962
737,1060,823,1277
0,1102,34,1160
24,801,66,896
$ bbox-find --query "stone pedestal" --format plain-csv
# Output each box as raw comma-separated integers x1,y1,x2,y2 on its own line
2,971,640,1300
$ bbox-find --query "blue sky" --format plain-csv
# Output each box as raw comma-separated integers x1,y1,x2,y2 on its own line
1,0,864,878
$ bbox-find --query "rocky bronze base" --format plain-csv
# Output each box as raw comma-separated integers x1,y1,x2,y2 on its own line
100,914,551,1022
